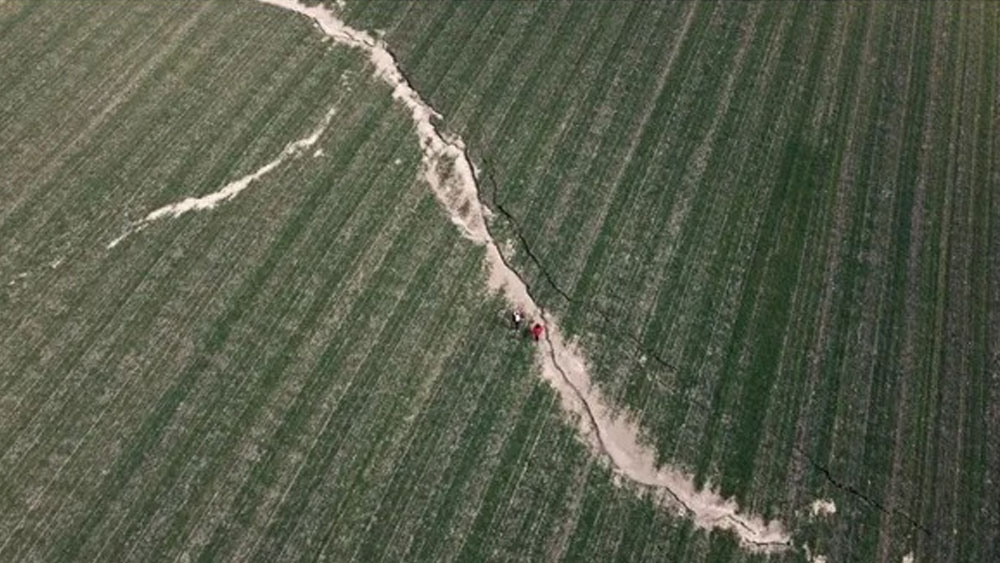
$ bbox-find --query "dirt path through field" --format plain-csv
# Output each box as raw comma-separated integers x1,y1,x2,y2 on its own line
254,0,790,551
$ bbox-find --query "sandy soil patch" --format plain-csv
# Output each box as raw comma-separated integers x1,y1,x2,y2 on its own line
810,498,837,517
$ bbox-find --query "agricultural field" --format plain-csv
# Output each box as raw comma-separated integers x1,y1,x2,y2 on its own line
0,1,997,562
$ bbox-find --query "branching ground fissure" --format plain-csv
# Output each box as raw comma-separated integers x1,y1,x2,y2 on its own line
482,158,934,552
481,157,937,547
482,161,680,376
254,0,795,551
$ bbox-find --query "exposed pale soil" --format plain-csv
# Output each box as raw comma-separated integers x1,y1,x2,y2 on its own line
810,499,837,517
118,0,793,551
107,107,337,248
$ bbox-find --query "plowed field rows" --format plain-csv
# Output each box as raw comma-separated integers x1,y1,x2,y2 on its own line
0,1,997,562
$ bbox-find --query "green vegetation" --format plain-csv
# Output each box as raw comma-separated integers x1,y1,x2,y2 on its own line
346,1,999,560
1,1,996,562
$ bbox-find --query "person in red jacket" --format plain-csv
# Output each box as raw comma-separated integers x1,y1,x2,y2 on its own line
531,323,545,342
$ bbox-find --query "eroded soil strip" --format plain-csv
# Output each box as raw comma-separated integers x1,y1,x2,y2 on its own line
107,107,337,248
254,0,791,550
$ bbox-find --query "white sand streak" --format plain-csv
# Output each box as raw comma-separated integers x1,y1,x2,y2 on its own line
107,107,337,249
810,499,837,517
258,0,790,551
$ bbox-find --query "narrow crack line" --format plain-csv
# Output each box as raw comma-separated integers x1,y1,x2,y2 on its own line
471,158,702,528
481,166,574,304
256,0,791,550
469,153,791,550
481,161,679,376
672,384,930,540
479,157,938,545
668,367,934,542
468,157,608,450
791,444,934,539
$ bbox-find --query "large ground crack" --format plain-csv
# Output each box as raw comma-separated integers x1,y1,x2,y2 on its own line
481,158,938,546
791,445,934,539
255,0,791,552
481,161,680,376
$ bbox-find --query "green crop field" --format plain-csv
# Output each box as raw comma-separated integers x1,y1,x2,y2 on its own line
1,1,997,562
